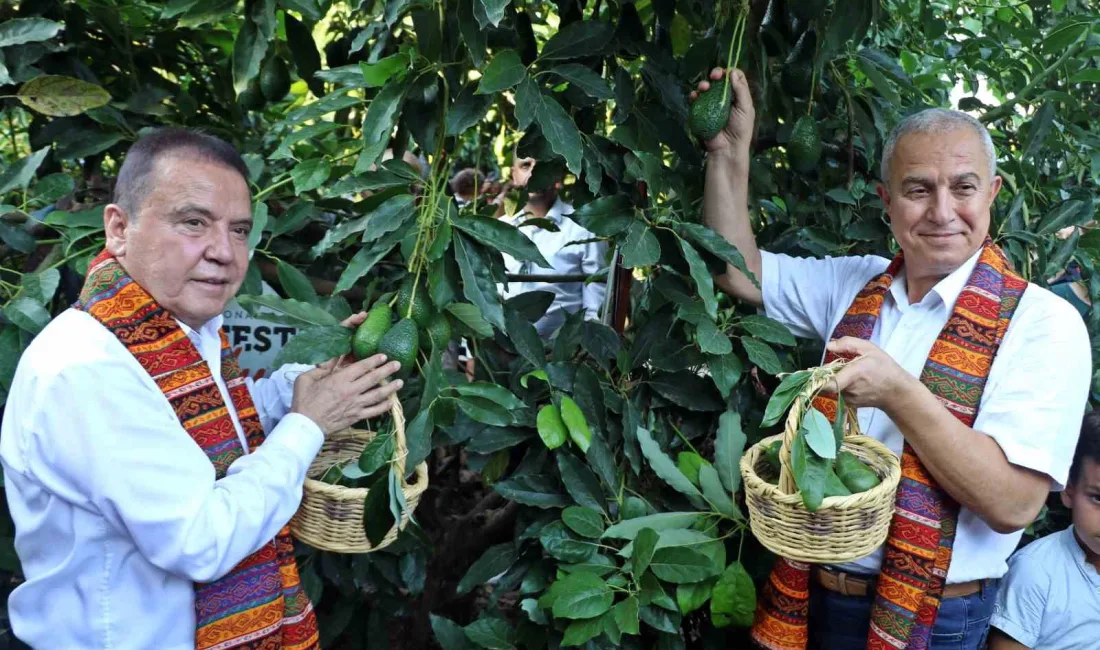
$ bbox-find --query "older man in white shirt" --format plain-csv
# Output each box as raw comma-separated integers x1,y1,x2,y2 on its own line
0,128,403,649
694,68,1089,650
498,156,608,337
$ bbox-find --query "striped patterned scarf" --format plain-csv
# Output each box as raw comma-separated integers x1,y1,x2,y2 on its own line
77,250,320,650
751,239,1026,650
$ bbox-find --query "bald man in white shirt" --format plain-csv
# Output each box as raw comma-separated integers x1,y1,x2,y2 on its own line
0,128,403,649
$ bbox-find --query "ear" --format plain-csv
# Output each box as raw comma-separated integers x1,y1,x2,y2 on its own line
103,204,132,257
1060,485,1074,509
876,182,891,211
988,175,1003,202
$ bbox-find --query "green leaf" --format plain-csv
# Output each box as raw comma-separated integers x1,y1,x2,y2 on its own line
708,353,742,398
466,426,531,454
331,223,412,294
541,521,599,563
570,194,634,237
446,86,495,136
432,615,473,650
676,452,709,486
453,215,549,266
1037,199,1090,235
19,269,59,305
678,239,717,320
284,14,322,95
537,404,569,449
548,64,613,99
457,0,487,66
635,427,707,509
648,371,725,411
0,147,49,195
1069,69,1100,84
514,75,543,131
539,21,615,60
494,474,570,508
281,0,322,20
698,464,738,519
447,302,494,337
739,315,796,347
678,223,759,288
802,408,837,460
762,370,812,427
0,222,35,254
833,392,847,451
614,596,641,636
677,579,716,615
557,451,605,512
272,325,351,367
290,158,331,195
270,201,314,239
249,200,269,252
649,547,715,583
358,430,396,474
1021,102,1056,162
856,50,901,105
742,337,783,375
237,294,340,327
711,561,755,628
714,411,746,494
620,220,661,268
695,319,731,355
354,78,409,173
464,617,516,650
549,572,614,620
562,506,605,539
4,296,50,334
561,617,604,647
791,430,829,512
454,395,512,426
405,408,435,474
454,232,504,330
457,543,517,595
231,1,275,95
362,468,396,546
602,512,706,540
275,260,319,304
559,396,592,453
632,527,658,578
1043,19,1090,54
0,18,62,48
477,49,525,94
536,95,584,176
477,0,511,28
453,383,524,410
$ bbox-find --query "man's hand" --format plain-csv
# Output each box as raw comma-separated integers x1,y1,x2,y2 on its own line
688,68,755,157
291,355,403,435
827,337,912,410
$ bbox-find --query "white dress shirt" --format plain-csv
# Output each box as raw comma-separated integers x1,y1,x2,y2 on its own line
760,248,1091,583
0,308,323,650
499,198,608,337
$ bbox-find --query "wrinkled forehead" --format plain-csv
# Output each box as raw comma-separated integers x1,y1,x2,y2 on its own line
142,155,251,216
890,130,990,183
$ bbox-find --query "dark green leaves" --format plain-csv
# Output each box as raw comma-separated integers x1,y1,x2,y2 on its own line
1022,102,1056,162
457,543,517,595
539,21,615,61
602,512,706,540
742,337,784,375
678,239,717,320
231,0,275,94
514,76,543,131
447,302,494,337
477,0,511,28
649,547,715,583
557,452,605,513
431,615,473,650
714,411,747,494
621,220,661,268
762,370,812,427
536,95,584,175
464,617,516,650
711,562,755,628
570,194,634,237
4,297,50,334
562,506,605,538
458,0,487,66
635,427,707,509
678,223,759,288
454,232,504,330
791,430,829,511
446,86,495,136
493,474,570,508
0,18,62,48
548,573,613,619
648,371,724,411
453,216,549,266
739,315,796,347
363,468,396,546
632,528,658,577
0,147,49,195
237,294,339,328
477,50,526,94
547,64,613,100
355,78,409,173
272,325,351,367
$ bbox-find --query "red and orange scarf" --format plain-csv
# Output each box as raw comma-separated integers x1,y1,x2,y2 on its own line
77,250,320,650
751,239,1026,649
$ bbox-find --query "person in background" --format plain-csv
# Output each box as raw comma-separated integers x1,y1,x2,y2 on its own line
497,155,608,338
987,411,1100,650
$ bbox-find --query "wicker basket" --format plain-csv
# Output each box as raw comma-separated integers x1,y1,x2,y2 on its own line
739,370,901,563
290,394,429,553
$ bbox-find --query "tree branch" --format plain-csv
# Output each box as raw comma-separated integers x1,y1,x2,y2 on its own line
980,39,1086,124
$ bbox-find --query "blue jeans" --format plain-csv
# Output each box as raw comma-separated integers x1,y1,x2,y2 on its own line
808,578,999,650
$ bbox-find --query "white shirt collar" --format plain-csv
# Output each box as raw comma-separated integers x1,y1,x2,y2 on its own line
175,314,224,343
889,247,984,312
516,197,569,226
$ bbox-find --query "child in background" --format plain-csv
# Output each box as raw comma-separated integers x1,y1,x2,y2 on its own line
987,410,1100,649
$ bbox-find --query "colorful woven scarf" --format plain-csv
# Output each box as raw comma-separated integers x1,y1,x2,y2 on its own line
751,239,1026,650
76,250,320,650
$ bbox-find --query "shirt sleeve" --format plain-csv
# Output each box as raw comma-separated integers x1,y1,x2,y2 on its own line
990,548,1050,647
21,356,324,583
246,363,313,433
974,291,1092,489
580,237,609,320
760,250,890,341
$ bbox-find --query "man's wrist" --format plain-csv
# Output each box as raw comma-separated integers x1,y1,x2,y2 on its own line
706,147,751,169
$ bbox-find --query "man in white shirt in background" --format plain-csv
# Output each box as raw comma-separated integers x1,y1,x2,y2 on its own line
695,68,1089,649
0,128,403,649
498,156,608,337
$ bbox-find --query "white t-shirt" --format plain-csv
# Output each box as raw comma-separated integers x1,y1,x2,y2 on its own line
990,526,1100,649
761,248,1091,582
0,309,322,650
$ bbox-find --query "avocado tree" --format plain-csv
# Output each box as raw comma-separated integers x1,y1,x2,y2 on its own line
1,0,1098,648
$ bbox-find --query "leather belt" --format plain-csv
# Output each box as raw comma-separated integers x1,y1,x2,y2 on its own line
813,567,983,599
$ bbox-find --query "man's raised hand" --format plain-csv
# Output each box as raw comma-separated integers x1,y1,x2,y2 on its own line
688,68,755,156
291,354,403,435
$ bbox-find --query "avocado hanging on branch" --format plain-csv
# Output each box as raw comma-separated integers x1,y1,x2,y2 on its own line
688,2,748,141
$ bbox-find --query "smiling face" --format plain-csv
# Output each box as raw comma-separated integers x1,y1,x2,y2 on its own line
877,129,1001,283
104,155,253,330
1063,458,1100,569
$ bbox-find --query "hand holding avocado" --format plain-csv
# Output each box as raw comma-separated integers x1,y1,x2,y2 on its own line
688,67,756,156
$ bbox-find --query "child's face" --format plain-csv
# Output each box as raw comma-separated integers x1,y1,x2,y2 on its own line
1061,457,1100,563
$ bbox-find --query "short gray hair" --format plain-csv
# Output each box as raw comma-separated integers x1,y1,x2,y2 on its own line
880,108,996,183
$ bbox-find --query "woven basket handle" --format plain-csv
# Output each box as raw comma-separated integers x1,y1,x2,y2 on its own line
776,372,861,495
386,391,410,484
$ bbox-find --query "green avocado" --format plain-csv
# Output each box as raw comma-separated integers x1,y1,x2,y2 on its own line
377,318,419,380
395,278,433,328
824,468,853,498
835,451,881,493
352,302,393,360
689,82,733,141
238,78,265,111
260,57,291,101
420,312,452,352
788,115,822,172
